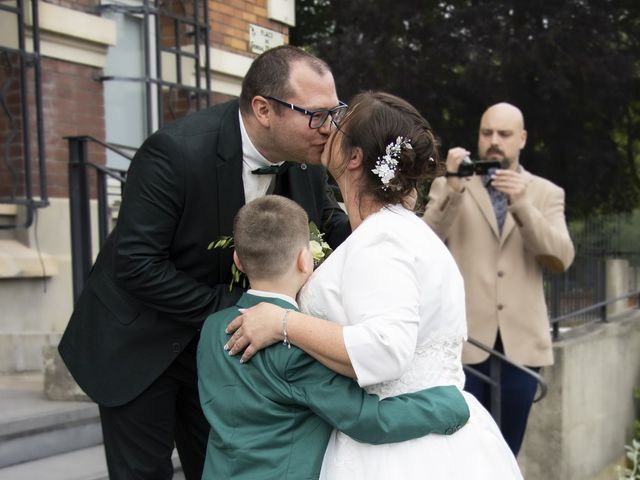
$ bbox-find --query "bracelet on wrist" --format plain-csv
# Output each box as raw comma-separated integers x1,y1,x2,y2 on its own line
281,309,293,349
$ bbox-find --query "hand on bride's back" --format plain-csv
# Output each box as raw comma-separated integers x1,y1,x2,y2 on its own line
224,303,284,363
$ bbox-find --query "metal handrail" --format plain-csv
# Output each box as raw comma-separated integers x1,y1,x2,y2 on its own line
550,288,640,326
463,337,548,427
66,135,134,162
466,288,640,425
67,136,129,302
466,337,548,402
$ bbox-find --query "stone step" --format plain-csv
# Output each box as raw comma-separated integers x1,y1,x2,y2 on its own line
0,373,184,476
0,446,107,480
0,373,101,468
0,445,184,480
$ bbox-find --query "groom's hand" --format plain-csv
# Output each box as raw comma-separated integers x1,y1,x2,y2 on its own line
225,303,285,363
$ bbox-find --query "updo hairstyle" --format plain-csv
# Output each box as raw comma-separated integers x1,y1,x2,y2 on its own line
338,91,443,205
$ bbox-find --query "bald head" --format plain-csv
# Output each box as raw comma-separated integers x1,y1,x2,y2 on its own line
482,103,525,129
478,102,527,169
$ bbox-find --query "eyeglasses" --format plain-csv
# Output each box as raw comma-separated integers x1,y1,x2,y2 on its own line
263,95,348,129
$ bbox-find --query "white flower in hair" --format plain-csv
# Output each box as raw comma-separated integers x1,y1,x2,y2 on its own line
371,136,412,189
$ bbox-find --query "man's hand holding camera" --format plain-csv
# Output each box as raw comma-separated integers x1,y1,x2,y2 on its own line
490,169,528,204
444,147,471,193
444,146,529,204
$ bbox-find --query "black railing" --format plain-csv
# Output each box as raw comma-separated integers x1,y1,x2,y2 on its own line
97,0,212,136
67,136,129,302
463,339,548,427
550,288,640,335
467,278,639,425
0,0,48,228
545,254,607,338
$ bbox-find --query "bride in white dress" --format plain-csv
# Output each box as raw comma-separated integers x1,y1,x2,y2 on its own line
226,91,523,479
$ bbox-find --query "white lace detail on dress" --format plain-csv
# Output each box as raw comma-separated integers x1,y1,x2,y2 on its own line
364,337,466,398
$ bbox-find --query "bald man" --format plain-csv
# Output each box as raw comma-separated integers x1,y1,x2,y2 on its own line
423,103,575,455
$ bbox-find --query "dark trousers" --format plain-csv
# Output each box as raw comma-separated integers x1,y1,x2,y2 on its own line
99,337,209,479
464,334,540,456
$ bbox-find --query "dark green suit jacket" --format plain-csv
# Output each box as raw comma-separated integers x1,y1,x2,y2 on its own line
58,100,350,406
197,293,469,480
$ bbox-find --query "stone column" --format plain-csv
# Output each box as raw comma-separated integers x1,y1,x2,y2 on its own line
606,258,629,318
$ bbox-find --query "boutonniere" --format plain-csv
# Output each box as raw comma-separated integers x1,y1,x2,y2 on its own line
308,221,332,268
208,222,333,291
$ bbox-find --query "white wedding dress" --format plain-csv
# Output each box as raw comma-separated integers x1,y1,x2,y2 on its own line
298,204,523,479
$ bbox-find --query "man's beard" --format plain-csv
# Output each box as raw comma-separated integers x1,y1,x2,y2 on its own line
482,148,512,169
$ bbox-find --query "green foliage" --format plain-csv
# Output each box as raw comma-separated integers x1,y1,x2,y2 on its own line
568,208,640,265
635,388,640,440
618,388,640,479
293,0,640,219
618,439,640,479
208,235,247,291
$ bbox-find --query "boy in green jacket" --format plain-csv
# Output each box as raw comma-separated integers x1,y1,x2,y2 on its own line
197,195,469,479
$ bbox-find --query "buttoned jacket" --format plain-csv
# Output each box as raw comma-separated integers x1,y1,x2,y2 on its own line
424,168,574,366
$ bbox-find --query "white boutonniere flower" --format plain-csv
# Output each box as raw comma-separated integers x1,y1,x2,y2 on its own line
308,221,332,268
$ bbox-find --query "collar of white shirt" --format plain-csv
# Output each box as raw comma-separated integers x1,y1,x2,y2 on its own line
246,289,299,309
239,110,284,203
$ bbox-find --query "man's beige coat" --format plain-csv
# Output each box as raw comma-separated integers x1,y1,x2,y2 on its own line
424,168,574,366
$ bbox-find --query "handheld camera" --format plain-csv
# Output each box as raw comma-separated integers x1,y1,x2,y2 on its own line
446,157,502,177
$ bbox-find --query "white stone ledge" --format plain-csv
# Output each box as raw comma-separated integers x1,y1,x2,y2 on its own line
0,204,18,216
0,1,116,68
161,47,252,97
0,239,58,278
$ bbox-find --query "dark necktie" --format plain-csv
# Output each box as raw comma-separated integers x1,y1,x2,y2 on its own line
251,163,288,175
483,170,508,235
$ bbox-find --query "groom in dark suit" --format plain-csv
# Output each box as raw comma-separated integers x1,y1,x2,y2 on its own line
58,45,351,479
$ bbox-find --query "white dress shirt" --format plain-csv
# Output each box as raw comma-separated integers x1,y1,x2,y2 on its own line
239,110,284,203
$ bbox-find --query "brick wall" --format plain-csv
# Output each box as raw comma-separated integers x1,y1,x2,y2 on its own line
0,55,104,199
210,0,289,54
40,58,106,198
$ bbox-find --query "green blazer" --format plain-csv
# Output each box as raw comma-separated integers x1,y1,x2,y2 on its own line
197,293,469,480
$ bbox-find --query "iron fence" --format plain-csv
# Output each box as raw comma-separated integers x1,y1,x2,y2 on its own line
0,0,48,228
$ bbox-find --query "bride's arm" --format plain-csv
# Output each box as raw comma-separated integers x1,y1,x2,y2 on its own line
225,303,356,378
226,229,419,383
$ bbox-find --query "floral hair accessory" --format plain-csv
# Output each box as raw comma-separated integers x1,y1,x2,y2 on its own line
371,136,412,189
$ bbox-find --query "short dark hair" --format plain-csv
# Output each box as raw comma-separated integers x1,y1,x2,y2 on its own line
337,91,443,205
239,45,332,114
233,195,309,280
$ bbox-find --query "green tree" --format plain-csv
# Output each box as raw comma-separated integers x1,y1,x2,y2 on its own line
292,0,640,219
